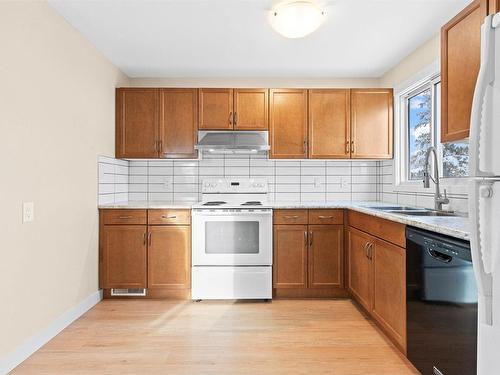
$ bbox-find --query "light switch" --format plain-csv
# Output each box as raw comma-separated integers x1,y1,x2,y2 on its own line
23,202,34,223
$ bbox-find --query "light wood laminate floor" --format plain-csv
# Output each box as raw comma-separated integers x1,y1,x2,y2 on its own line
12,299,418,375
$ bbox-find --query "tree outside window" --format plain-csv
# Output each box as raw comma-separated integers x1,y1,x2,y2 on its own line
406,79,468,181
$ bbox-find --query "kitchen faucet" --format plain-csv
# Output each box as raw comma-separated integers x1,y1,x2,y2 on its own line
423,147,450,211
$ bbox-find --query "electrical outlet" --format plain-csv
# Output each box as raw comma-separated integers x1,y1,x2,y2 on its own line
23,202,34,223
340,176,350,190
164,177,172,190
314,177,323,188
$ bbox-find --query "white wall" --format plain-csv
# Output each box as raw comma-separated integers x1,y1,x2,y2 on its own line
0,0,128,362
379,34,440,88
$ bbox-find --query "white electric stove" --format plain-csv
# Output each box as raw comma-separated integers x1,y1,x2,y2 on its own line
191,178,272,300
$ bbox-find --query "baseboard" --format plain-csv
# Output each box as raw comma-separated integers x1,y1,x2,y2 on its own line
0,290,103,375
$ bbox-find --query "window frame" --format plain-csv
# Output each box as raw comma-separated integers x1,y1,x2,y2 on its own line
394,68,468,194
402,79,438,182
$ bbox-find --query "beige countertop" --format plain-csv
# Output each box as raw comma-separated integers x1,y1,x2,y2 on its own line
98,200,470,241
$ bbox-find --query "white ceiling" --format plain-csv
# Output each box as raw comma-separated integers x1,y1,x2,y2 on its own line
48,0,471,78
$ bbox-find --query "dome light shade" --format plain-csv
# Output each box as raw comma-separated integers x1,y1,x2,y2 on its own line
270,1,325,39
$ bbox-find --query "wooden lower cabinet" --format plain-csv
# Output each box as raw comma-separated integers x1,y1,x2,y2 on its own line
99,209,191,297
347,224,407,353
273,210,345,297
148,225,191,289
100,225,147,289
308,225,343,288
273,225,308,288
347,227,373,311
371,238,406,351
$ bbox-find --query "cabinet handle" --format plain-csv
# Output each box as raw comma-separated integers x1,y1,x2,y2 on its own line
303,140,307,155
234,112,237,125
148,232,152,246
364,242,370,259
368,243,374,260
351,140,354,153
304,231,308,246
158,140,163,153
346,141,350,154
318,215,334,219
118,216,132,219
143,232,147,245
229,111,233,125
309,231,313,246
161,215,177,219
284,215,299,219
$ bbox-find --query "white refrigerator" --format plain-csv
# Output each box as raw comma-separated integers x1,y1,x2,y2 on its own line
469,12,500,375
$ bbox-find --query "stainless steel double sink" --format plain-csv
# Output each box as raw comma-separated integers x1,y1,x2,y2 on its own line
365,206,459,217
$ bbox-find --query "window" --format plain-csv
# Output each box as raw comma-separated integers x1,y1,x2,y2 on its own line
402,76,469,182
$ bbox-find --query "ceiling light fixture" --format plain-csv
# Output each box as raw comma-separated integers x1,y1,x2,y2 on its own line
270,1,325,39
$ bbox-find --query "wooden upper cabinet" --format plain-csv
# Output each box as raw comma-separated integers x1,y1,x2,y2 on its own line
308,225,343,288
233,89,269,130
441,0,488,142
147,225,191,289
159,89,198,159
116,88,159,158
273,225,308,288
489,0,500,13
371,238,406,351
347,227,373,311
100,225,147,289
350,89,393,159
199,88,233,130
309,89,350,159
269,89,308,159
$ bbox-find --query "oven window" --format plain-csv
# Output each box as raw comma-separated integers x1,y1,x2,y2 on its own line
205,221,259,254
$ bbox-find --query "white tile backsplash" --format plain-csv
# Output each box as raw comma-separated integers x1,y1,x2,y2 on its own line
98,154,387,205
98,156,129,205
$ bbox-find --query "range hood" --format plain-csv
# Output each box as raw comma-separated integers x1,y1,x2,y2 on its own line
195,131,270,154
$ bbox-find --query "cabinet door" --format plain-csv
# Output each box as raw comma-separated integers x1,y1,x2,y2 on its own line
269,89,308,159
309,89,350,159
372,238,406,351
489,0,500,14
441,0,487,142
148,225,191,289
350,89,393,159
100,225,147,289
159,89,198,159
199,88,233,130
347,227,373,311
116,88,159,158
233,89,268,130
308,225,344,288
273,225,308,288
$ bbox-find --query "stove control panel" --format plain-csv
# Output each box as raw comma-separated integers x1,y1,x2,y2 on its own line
201,178,268,194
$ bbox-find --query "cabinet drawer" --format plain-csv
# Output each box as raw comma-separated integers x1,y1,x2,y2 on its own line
101,209,147,225
348,210,405,248
273,210,308,225
308,210,343,225
148,209,191,225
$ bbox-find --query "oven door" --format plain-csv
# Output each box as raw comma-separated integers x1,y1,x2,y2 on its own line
192,209,272,266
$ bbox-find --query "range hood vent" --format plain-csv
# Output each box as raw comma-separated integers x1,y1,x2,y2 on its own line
195,131,270,154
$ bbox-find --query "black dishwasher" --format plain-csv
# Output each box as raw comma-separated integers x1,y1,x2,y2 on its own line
406,227,477,375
